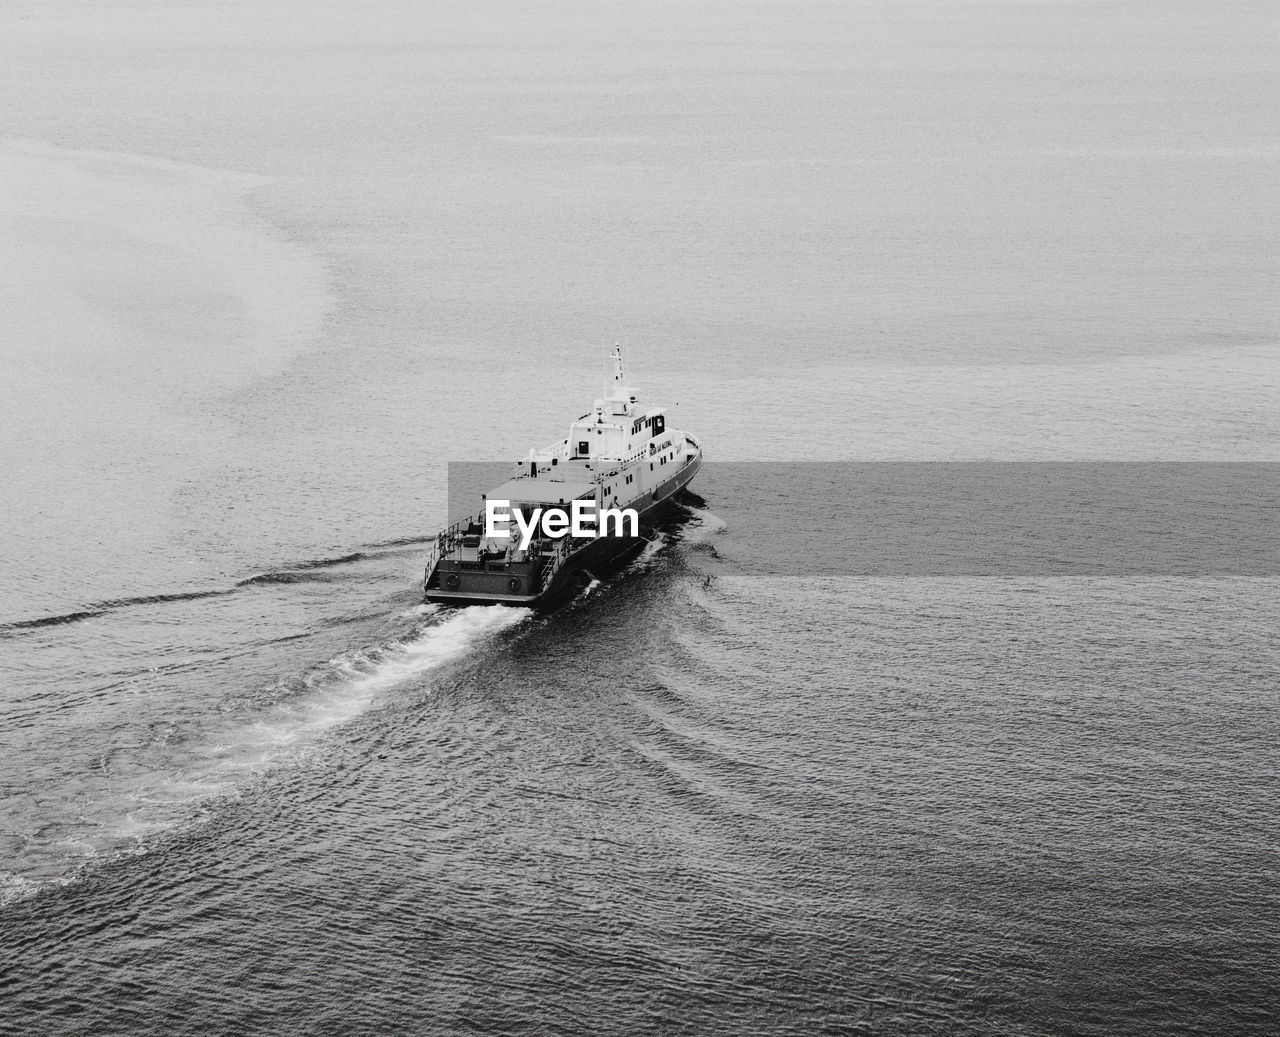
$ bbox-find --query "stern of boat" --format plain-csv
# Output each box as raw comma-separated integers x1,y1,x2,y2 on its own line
423,521,589,607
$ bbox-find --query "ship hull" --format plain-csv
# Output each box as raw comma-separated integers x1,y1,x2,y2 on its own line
424,455,700,608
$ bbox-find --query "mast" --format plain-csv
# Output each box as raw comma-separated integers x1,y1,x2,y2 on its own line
609,343,625,395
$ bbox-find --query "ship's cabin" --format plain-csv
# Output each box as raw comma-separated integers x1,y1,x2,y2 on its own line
566,387,667,464
508,345,679,484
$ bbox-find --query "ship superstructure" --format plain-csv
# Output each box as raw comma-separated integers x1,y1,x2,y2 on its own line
424,346,701,606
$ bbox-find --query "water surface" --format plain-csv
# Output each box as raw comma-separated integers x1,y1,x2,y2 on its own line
1,1,1277,1033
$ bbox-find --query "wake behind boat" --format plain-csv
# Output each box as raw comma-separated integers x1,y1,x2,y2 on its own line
424,347,702,607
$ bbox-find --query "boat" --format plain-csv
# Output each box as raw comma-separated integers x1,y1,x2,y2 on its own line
423,346,702,607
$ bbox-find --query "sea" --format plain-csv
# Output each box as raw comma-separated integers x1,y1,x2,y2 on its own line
1,1,1277,1034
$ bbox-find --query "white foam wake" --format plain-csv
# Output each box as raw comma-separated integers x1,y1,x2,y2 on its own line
229,605,531,754
635,534,669,566
0,606,532,908
681,507,728,543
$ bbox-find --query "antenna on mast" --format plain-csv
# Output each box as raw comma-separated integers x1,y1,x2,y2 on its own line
610,343,625,393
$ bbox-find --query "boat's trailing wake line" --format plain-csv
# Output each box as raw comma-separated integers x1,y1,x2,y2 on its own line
0,542,430,634
235,604,532,747
0,604,531,908
0,590,234,631
364,534,438,549
679,507,728,543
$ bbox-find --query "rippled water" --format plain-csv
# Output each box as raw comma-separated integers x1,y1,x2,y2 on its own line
4,497,1279,1034
2,0,1278,1032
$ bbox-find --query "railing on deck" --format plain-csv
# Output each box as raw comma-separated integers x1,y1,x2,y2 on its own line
427,513,635,597
423,514,480,585
537,535,599,594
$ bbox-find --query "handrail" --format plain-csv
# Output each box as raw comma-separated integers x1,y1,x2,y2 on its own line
538,538,568,592
422,514,480,587
537,534,600,593
429,504,649,595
